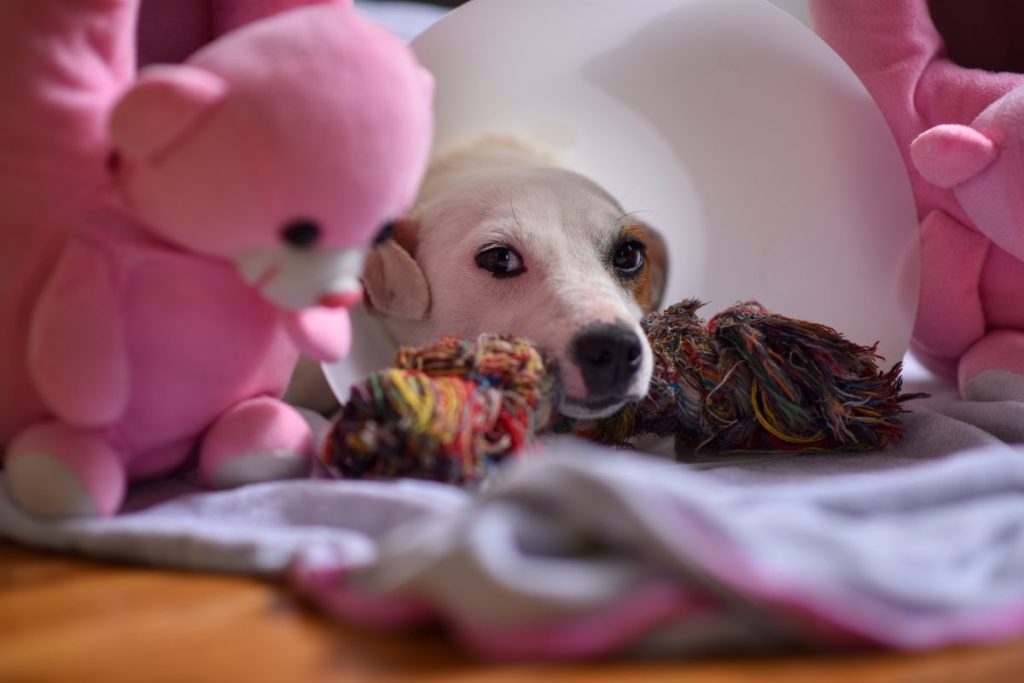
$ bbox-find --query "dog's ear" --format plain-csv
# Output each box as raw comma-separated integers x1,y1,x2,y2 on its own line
361,218,430,319
636,221,668,311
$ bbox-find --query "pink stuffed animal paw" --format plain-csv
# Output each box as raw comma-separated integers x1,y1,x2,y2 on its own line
959,331,1024,401
5,423,126,518
911,86,1024,262
199,397,315,489
910,125,999,189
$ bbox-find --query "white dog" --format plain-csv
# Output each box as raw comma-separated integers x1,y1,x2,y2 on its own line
290,137,667,420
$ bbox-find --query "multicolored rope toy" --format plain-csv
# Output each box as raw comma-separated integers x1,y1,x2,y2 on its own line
324,300,922,484
324,335,555,484
581,300,921,455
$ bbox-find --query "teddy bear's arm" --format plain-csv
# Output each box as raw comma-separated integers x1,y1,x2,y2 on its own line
808,0,943,147
28,242,130,427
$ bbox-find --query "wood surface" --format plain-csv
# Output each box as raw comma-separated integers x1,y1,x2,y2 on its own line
2,540,1023,683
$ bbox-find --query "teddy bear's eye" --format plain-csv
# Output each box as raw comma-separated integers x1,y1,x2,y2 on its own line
281,220,321,249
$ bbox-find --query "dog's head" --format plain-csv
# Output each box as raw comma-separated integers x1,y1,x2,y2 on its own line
362,149,668,419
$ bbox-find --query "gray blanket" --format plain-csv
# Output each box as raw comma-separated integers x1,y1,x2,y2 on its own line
293,438,1024,660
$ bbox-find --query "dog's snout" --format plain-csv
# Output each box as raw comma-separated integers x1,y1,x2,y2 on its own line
571,323,643,395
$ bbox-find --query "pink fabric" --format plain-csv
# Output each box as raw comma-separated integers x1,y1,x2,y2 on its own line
136,0,345,66
810,0,1024,394
0,0,433,517
0,0,139,454
292,565,724,662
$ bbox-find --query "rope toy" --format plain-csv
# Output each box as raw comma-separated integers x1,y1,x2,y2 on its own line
579,300,922,455
324,335,555,484
325,300,921,483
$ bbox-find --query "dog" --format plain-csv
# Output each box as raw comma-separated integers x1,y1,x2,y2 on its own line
288,137,668,420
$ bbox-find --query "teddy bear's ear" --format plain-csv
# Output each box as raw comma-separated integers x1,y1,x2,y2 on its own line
911,124,1000,188
110,65,229,161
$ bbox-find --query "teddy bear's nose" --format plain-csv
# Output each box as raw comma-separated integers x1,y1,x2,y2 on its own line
281,220,321,249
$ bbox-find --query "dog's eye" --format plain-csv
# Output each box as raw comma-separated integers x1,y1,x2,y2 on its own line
475,245,526,278
613,240,645,275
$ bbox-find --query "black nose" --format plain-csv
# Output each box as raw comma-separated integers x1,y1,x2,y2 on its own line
571,323,644,395
281,219,321,249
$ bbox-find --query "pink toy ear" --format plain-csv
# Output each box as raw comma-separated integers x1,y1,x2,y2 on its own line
110,65,228,160
911,124,1000,188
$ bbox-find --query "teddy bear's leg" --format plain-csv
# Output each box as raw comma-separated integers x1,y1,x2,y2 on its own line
199,396,314,489
958,331,1024,401
4,422,126,518
908,344,960,384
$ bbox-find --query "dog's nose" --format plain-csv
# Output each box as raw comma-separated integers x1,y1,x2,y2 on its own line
571,323,644,395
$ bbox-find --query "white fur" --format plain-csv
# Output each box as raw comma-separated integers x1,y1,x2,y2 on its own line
380,140,655,419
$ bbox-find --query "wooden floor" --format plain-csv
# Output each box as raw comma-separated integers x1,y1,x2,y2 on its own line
2,541,1023,683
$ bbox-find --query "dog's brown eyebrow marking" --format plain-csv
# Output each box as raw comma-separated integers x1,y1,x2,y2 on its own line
612,223,656,312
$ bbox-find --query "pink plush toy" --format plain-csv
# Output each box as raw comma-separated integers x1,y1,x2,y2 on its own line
0,0,433,517
136,0,326,66
809,1,1024,398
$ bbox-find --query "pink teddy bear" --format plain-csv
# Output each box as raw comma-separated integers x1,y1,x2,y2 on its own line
810,0,1024,398
0,0,433,517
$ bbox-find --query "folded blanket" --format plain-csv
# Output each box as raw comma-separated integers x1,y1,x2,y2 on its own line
0,471,466,575
293,438,1024,660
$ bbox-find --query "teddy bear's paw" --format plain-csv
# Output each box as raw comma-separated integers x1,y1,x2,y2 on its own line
204,449,312,490
958,330,1024,400
962,370,1024,404
199,396,314,489
4,423,126,518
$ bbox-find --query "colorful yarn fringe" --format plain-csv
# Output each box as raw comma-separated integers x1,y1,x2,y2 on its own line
581,300,922,455
324,335,555,484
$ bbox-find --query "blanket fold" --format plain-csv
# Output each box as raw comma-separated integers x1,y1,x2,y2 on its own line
293,439,1024,659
